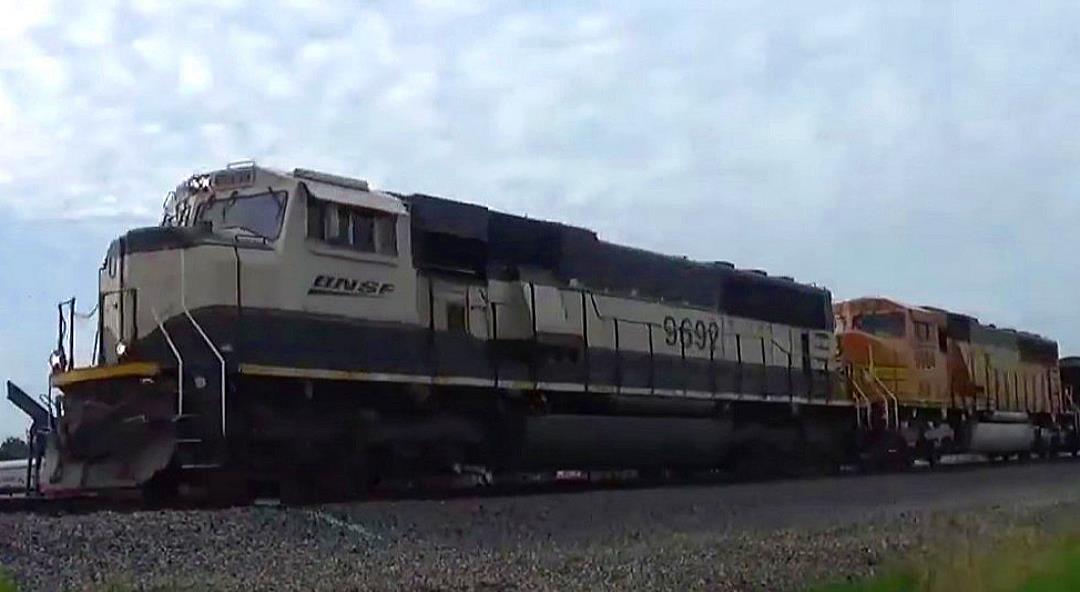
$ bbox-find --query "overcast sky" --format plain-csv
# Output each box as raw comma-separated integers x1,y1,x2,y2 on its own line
1,0,1078,437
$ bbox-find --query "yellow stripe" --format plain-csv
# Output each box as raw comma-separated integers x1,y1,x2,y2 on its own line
238,363,415,383
50,362,162,387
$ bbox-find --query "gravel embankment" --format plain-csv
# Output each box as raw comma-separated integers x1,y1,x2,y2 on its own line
4,461,1080,591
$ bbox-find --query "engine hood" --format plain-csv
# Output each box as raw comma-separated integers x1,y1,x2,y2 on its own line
120,225,263,255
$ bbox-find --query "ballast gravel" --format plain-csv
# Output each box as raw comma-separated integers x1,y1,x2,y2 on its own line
4,461,1080,591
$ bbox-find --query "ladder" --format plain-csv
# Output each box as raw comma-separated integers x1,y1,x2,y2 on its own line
153,306,227,470
847,362,899,432
150,252,228,471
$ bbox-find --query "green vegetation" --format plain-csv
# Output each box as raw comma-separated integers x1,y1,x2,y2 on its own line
0,570,208,592
0,437,29,461
813,528,1080,592
0,570,16,592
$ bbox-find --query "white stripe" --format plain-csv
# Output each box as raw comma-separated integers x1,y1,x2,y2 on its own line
434,376,491,388
536,382,586,392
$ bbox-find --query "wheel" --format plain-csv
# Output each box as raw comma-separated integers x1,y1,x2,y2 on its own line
279,465,319,506
916,438,939,467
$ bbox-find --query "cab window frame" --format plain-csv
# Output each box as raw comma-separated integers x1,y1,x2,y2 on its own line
195,189,289,242
306,193,398,257
913,320,933,343
853,311,907,338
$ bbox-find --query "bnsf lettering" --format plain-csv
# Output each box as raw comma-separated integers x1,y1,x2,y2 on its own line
333,278,357,292
309,275,395,298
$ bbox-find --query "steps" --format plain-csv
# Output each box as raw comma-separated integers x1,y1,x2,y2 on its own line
172,414,224,470
847,365,900,431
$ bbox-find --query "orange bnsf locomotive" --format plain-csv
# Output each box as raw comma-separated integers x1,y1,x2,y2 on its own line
5,163,1076,502
836,298,1073,464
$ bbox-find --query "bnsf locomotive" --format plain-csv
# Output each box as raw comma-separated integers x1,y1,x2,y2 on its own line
8,164,1077,501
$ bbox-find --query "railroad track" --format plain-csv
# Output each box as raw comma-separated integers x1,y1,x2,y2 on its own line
3,451,1077,516
0,492,146,515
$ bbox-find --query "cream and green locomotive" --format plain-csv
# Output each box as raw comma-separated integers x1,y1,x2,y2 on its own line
34,164,843,500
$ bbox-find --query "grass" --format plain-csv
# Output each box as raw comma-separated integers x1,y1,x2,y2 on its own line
812,527,1080,592
816,573,918,592
0,570,209,592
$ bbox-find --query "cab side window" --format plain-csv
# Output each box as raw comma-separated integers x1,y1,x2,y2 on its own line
913,321,932,342
307,195,398,256
446,302,467,333
852,312,906,338
306,197,324,239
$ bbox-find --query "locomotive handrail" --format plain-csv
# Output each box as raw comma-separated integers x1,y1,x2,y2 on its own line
55,296,108,371
856,367,891,430
866,344,899,430
588,292,783,400
586,292,660,329
182,308,226,436
867,370,899,430
55,298,76,372
180,249,227,437
587,292,660,395
847,367,870,428
851,365,868,425
150,307,185,417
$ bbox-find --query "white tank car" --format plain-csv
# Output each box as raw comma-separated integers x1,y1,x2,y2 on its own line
36,164,848,501
0,459,30,494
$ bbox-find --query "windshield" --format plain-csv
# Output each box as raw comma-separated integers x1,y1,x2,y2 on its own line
853,312,907,338
197,190,287,240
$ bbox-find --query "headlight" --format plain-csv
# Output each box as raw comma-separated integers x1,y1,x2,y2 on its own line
115,341,128,357
48,350,65,371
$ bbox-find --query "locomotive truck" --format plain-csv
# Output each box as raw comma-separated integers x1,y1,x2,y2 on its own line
8,163,1076,502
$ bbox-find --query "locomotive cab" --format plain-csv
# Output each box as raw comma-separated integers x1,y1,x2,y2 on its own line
836,297,1069,460
98,165,416,367
835,298,949,407
44,165,419,495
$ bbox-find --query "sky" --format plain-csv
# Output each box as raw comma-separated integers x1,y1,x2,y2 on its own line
1,0,1079,437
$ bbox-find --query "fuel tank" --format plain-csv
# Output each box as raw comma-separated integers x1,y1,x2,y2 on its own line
519,414,733,469
965,414,1035,454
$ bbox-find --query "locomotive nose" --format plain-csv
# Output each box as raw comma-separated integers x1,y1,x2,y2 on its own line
40,365,178,495
839,332,901,367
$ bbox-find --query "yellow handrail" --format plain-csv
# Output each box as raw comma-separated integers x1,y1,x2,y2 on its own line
847,367,871,428
866,344,900,430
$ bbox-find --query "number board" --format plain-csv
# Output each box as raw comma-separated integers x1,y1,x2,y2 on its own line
212,168,256,191
663,315,722,352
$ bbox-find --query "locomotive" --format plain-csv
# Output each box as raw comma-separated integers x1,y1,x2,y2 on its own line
836,298,1072,461
9,163,1076,501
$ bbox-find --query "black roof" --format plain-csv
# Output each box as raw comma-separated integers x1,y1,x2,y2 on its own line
944,310,1058,364
403,193,833,330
